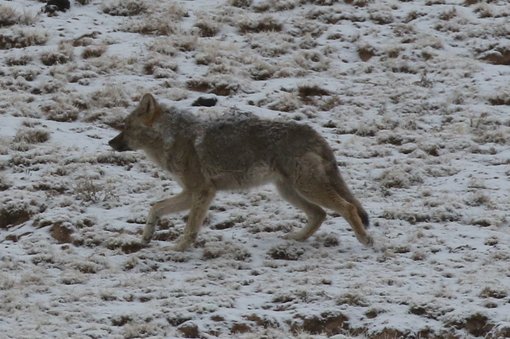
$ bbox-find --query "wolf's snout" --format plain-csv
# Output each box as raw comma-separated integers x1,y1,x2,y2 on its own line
109,133,131,152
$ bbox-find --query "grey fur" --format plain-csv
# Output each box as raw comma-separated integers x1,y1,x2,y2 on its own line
109,93,373,251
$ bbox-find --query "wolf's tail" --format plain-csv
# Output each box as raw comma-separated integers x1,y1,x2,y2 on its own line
355,202,370,228
328,163,370,228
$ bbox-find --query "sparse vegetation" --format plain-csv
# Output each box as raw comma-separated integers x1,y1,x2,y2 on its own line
1,0,509,338
298,85,331,99
41,43,74,66
357,44,376,61
0,5,37,27
5,54,32,66
378,167,423,189
229,0,253,8
239,16,283,33
101,0,148,16
0,28,48,49
81,45,107,59
89,84,130,108
13,128,50,144
194,17,220,37
123,18,177,36
187,77,240,96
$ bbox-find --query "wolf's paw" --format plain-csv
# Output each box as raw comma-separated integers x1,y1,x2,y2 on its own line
362,234,374,247
283,231,308,242
172,238,192,252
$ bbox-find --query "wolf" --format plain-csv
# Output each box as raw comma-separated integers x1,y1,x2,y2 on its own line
109,93,373,251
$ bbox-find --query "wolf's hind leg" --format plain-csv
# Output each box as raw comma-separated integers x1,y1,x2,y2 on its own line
276,180,326,241
297,185,373,247
292,153,373,247
173,188,215,251
143,191,192,244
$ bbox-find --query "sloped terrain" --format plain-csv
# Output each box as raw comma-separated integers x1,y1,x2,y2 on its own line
1,0,509,338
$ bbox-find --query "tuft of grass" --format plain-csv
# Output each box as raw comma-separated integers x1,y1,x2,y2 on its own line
268,244,305,260
121,3,187,36
480,46,510,65
0,5,37,27
0,201,34,229
41,43,74,66
344,0,372,7
124,17,177,36
264,92,299,112
298,85,331,100
439,7,457,20
5,55,32,66
369,10,394,25
89,84,130,108
13,128,50,144
479,287,507,299
194,18,220,37
229,0,252,8
187,77,240,96
148,37,178,56
294,50,330,72
101,0,148,16
0,28,48,50
249,61,276,80
74,178,116,203
251,0,297,12
41,51,71,66
357,44,376,61
81,45,107,59
378,167,423,189
239,16,283,34
144,57,178,78
473,4,495,18
0,174,11,191
337,293,369,307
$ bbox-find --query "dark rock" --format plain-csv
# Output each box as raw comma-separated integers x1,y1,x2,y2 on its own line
192,97,218,107
43,0,70,14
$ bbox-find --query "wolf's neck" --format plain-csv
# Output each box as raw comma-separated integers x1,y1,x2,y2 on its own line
159,113,200,138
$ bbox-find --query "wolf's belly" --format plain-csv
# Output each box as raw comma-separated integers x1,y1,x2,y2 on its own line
207,163,278,190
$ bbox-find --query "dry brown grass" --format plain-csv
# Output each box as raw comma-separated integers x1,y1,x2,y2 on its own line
5,55,32,66
41,43,74,66
239,16,283,34
229,0,252,8
124,17,177,36
81,45,107,59
13,128,50,144
101,0,148,16
357,45,376,61
0,29,48,50
480,46,510,65
143,57,178,78
0,202,32,229
0,5,37,27
297,85,331,101
187,78,240,96
194,18,220,37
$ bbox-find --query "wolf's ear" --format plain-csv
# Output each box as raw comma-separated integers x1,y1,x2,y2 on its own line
139,93,161,126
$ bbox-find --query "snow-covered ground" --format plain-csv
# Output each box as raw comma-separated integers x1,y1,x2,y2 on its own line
1,0,509,338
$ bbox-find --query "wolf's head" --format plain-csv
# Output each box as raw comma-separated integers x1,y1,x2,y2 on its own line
109,93,162,152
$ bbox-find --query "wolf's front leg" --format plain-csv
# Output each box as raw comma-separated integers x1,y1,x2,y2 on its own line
173,189,215,251
142,191,192,244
